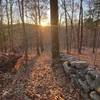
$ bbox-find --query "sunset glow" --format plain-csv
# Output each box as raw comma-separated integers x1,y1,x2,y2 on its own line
41,21,49,26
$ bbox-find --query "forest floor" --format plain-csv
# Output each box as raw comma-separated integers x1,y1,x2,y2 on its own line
0,53,82,100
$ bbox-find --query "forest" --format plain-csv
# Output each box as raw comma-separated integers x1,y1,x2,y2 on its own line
0,0,100,100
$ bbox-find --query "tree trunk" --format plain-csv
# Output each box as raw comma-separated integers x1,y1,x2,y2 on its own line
70,0,74,52
93,28,97,53
10,0,14,51
77,0,83,54
37,0,44,53
63,0,69,53
79,7,83,54
50,0,60,59
0,0,3,51
18,0,28,63
21,0,28,63
5,0,12,52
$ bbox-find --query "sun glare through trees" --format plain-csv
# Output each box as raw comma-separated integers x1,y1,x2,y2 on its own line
0,0,100,100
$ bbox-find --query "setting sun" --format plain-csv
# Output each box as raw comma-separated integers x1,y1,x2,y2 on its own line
41,22,48,26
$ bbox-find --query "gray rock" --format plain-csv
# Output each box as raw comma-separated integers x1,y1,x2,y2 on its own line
90,91,100,100
94,75,100,94
60,55,80,62
60,52,65,57
76,71,87,81
70,61,88,69
66,57,80,62
62,55,100,100
60,58,66,62
70,74,79,88
60,57,70,62
86,72,100,91
78,79,90,93
70,67,77,74
87,70,97,80
86,74,95,90
63,61,71,74
81,91,90,100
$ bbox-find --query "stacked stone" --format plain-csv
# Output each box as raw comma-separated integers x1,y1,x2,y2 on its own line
60,52,100,100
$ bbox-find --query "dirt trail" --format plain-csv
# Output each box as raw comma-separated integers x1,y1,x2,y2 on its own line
1,53,82,100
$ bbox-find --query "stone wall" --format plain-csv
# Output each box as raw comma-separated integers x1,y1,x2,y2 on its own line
60,53,100,100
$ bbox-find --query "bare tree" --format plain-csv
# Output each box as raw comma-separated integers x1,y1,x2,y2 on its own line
25,0,48,55
77,0,83,54
0,0,3,51
50,0,60,59
61,0,69,53
5,0,14,52
60,0,78,53
18,0,28,63
9,0,14,51
26,0,40,55
37,0,44,53
5,0,12,52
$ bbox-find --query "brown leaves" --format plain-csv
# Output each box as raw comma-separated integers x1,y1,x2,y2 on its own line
0,53,81,100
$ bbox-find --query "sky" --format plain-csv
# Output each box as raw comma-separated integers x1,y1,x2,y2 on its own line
2,0,96,26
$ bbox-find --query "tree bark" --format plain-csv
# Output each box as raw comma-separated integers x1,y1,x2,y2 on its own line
63,0,69,53
10,0,14,51
77,0,83,54
50,0,60,59
37,0,44,53
18,0,28,63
